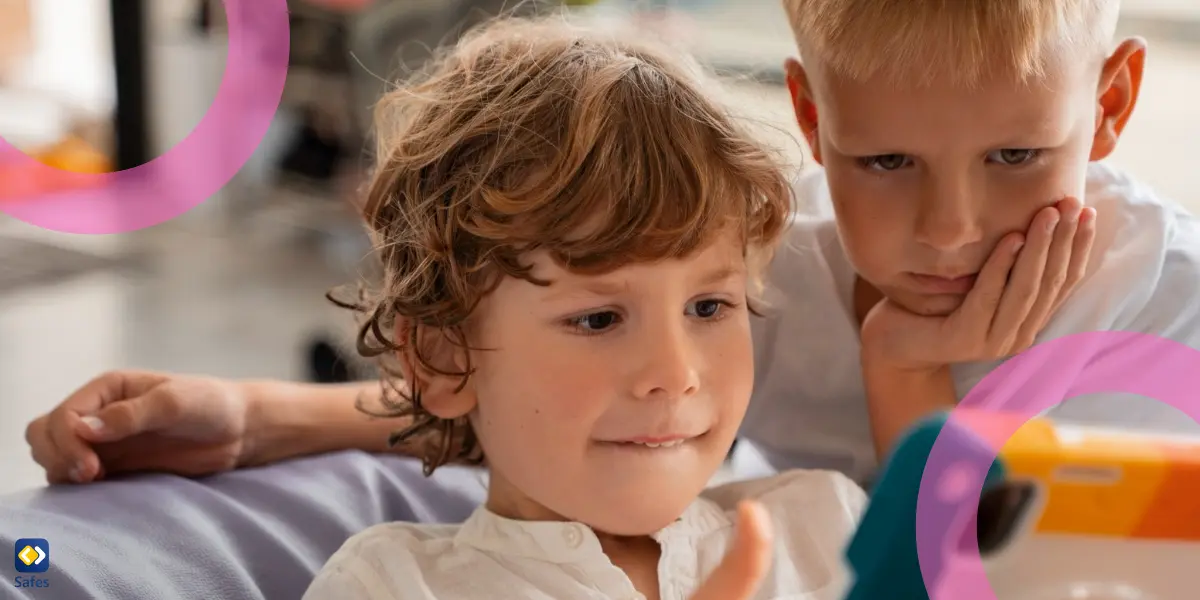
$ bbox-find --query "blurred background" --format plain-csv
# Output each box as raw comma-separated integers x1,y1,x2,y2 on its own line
0,0,1197,494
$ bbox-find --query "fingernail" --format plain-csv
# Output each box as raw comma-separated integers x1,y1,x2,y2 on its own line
81,416,106,435
1013,240,1025,254
1045,215,1060,232
68,465,84,483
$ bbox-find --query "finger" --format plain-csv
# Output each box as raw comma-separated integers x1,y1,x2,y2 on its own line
82,389,183,443
28,371,154,483
954,232,1026,331
59,370,166,441
690,500,774,600
60,370,159,413
1056,206,1097,311
62,389,179,482
45,409,104,483
24,418,67,482
33,427,95,485
989,205,1061,341
1017,199,1083,344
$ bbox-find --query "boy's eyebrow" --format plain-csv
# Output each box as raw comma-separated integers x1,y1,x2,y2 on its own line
542,264,746,300
542,277,631,300
697,264,746,287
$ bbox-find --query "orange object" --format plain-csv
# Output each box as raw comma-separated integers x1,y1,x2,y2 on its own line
0,136,112,202
996,418,1200,542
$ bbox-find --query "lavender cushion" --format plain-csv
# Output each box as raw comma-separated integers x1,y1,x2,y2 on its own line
0,451,486,600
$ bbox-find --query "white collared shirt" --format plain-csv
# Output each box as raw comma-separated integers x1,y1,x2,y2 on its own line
304,469,866,600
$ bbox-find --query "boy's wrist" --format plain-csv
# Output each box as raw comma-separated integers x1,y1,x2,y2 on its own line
860,342,946,380
862,359,949,399
861,352,957,452
235,380,396,468
237,380,285,468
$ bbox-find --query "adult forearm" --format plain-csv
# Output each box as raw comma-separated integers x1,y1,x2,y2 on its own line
239,379,410,467
861,360,957,461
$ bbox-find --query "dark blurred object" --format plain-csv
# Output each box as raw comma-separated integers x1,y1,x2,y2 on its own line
193,0,212,33
110,0,150,171
288,4,354,76
306,337,355,384
275,3,356,189
278,107,346,186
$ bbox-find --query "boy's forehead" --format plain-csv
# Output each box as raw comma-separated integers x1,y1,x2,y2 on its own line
808,57,1092,149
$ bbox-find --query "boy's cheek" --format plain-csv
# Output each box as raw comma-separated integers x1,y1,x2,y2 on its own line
829,192,905,268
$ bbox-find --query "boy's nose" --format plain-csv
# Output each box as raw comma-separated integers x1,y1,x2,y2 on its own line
914,186,984,251
631,325,700,401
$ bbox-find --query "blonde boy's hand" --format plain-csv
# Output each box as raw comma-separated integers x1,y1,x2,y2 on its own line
862,197,1097,371
689,500,775,600
24,370,250,484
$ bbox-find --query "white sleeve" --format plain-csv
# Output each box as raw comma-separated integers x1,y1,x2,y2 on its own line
303,560,380,600
1050,220,1200,435
302,527,438,600
831,470,869,522
1123,230,1200,346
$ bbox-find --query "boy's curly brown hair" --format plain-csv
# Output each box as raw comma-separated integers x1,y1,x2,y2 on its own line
332,16,796,476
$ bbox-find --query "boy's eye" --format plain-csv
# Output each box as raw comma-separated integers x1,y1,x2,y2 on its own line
988,148,1040,165
571,311,621,332
688,299,726,319
859,154,911,171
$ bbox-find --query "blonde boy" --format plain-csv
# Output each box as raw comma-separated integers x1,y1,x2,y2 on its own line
741,0,1200,479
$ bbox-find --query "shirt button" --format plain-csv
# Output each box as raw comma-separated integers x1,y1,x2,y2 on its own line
562,525,584,548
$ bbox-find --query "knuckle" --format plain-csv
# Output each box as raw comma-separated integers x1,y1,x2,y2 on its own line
23,417,43,446
96,370,122,385
102,402,134,429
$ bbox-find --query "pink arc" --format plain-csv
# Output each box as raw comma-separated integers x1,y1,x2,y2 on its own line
0,0,290,234
914,330,1200,597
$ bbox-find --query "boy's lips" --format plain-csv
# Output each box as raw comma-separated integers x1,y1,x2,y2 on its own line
595,431,707,448
907,272,978,294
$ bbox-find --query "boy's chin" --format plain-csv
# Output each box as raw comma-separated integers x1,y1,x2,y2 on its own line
887,289,966,317
583,496,698,537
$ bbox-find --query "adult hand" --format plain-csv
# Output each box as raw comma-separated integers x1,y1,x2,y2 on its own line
24,370,250,484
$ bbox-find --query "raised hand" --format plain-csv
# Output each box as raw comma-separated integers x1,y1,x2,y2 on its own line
689,500,775,600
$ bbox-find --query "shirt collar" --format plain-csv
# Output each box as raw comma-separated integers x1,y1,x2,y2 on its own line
454,497,732,564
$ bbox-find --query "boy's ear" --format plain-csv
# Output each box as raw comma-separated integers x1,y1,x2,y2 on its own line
784,57,823,165
1090,37,1147,161
394,319,478,420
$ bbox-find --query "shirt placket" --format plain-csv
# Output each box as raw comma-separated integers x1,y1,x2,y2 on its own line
555,522,643,600
655,529,700,600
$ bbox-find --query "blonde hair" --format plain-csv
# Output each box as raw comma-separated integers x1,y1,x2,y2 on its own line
782,0,1122,86
335,16,794,475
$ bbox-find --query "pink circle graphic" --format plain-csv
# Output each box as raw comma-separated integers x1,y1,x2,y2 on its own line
914,330,1200,598
0,0,290,234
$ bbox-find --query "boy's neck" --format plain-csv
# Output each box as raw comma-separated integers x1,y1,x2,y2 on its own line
485,471,666,599
602,535,664,600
